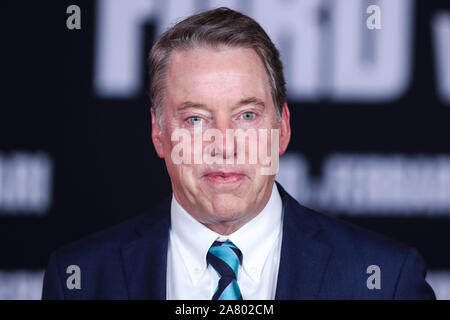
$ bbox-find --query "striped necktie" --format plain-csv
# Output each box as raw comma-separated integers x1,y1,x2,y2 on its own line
207,240,243,300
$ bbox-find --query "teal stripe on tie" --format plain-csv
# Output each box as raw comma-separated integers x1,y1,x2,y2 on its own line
218,279,242,300
207,240,243,300
209,246,240,276
222,242,238,250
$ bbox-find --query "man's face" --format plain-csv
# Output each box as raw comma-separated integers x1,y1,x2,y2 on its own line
151,46,290,234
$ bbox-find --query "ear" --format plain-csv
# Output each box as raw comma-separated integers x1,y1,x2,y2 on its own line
279,103,291,156
151,107,165,158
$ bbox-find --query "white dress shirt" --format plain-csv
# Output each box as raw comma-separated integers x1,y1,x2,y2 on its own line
166,183,283,299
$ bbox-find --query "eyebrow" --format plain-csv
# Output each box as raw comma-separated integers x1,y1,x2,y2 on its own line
176,97,266,111
177,101,208,111
235,97,266,109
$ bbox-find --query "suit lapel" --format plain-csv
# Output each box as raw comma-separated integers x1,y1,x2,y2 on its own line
120,196,171,299
275,183,332,299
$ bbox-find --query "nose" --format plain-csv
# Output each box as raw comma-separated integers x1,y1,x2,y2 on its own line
210,117,236,162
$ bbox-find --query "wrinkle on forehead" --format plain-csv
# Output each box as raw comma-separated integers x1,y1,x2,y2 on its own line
165,46,272,109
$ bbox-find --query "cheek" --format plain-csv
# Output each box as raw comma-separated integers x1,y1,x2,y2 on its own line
168,162,198,184
253,129,278,164
248,173,271,199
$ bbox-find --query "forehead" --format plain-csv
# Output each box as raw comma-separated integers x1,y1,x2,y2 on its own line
165,46,271,106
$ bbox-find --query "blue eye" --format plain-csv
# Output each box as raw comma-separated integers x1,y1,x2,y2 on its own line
241,112,255,120
188,116,203,125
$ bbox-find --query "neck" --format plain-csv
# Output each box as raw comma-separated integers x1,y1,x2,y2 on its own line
202,213,259,235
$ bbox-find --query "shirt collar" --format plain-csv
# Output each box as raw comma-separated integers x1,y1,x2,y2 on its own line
170,196,220,285
170,182,283,285
228,183,283,282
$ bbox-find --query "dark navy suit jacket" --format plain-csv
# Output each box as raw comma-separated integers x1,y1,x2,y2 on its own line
42,182,435,299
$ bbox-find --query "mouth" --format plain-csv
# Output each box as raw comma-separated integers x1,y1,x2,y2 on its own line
203,172,246,184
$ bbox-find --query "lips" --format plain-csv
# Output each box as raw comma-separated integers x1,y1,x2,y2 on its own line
203,172,245,184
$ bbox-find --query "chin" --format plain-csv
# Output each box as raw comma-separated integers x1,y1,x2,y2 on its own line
208,199,248,221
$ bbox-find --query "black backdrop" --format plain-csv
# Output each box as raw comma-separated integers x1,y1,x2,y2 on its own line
1,0,449,298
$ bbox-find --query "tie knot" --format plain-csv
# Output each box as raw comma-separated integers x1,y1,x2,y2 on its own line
207,240,242,279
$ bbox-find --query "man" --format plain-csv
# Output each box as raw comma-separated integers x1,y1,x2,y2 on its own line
42,7,435,300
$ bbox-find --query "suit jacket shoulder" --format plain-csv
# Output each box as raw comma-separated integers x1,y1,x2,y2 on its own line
275,182,435,299
42,197,171,299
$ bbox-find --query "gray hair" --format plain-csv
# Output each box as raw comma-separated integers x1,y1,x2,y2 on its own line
148,7,286,127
